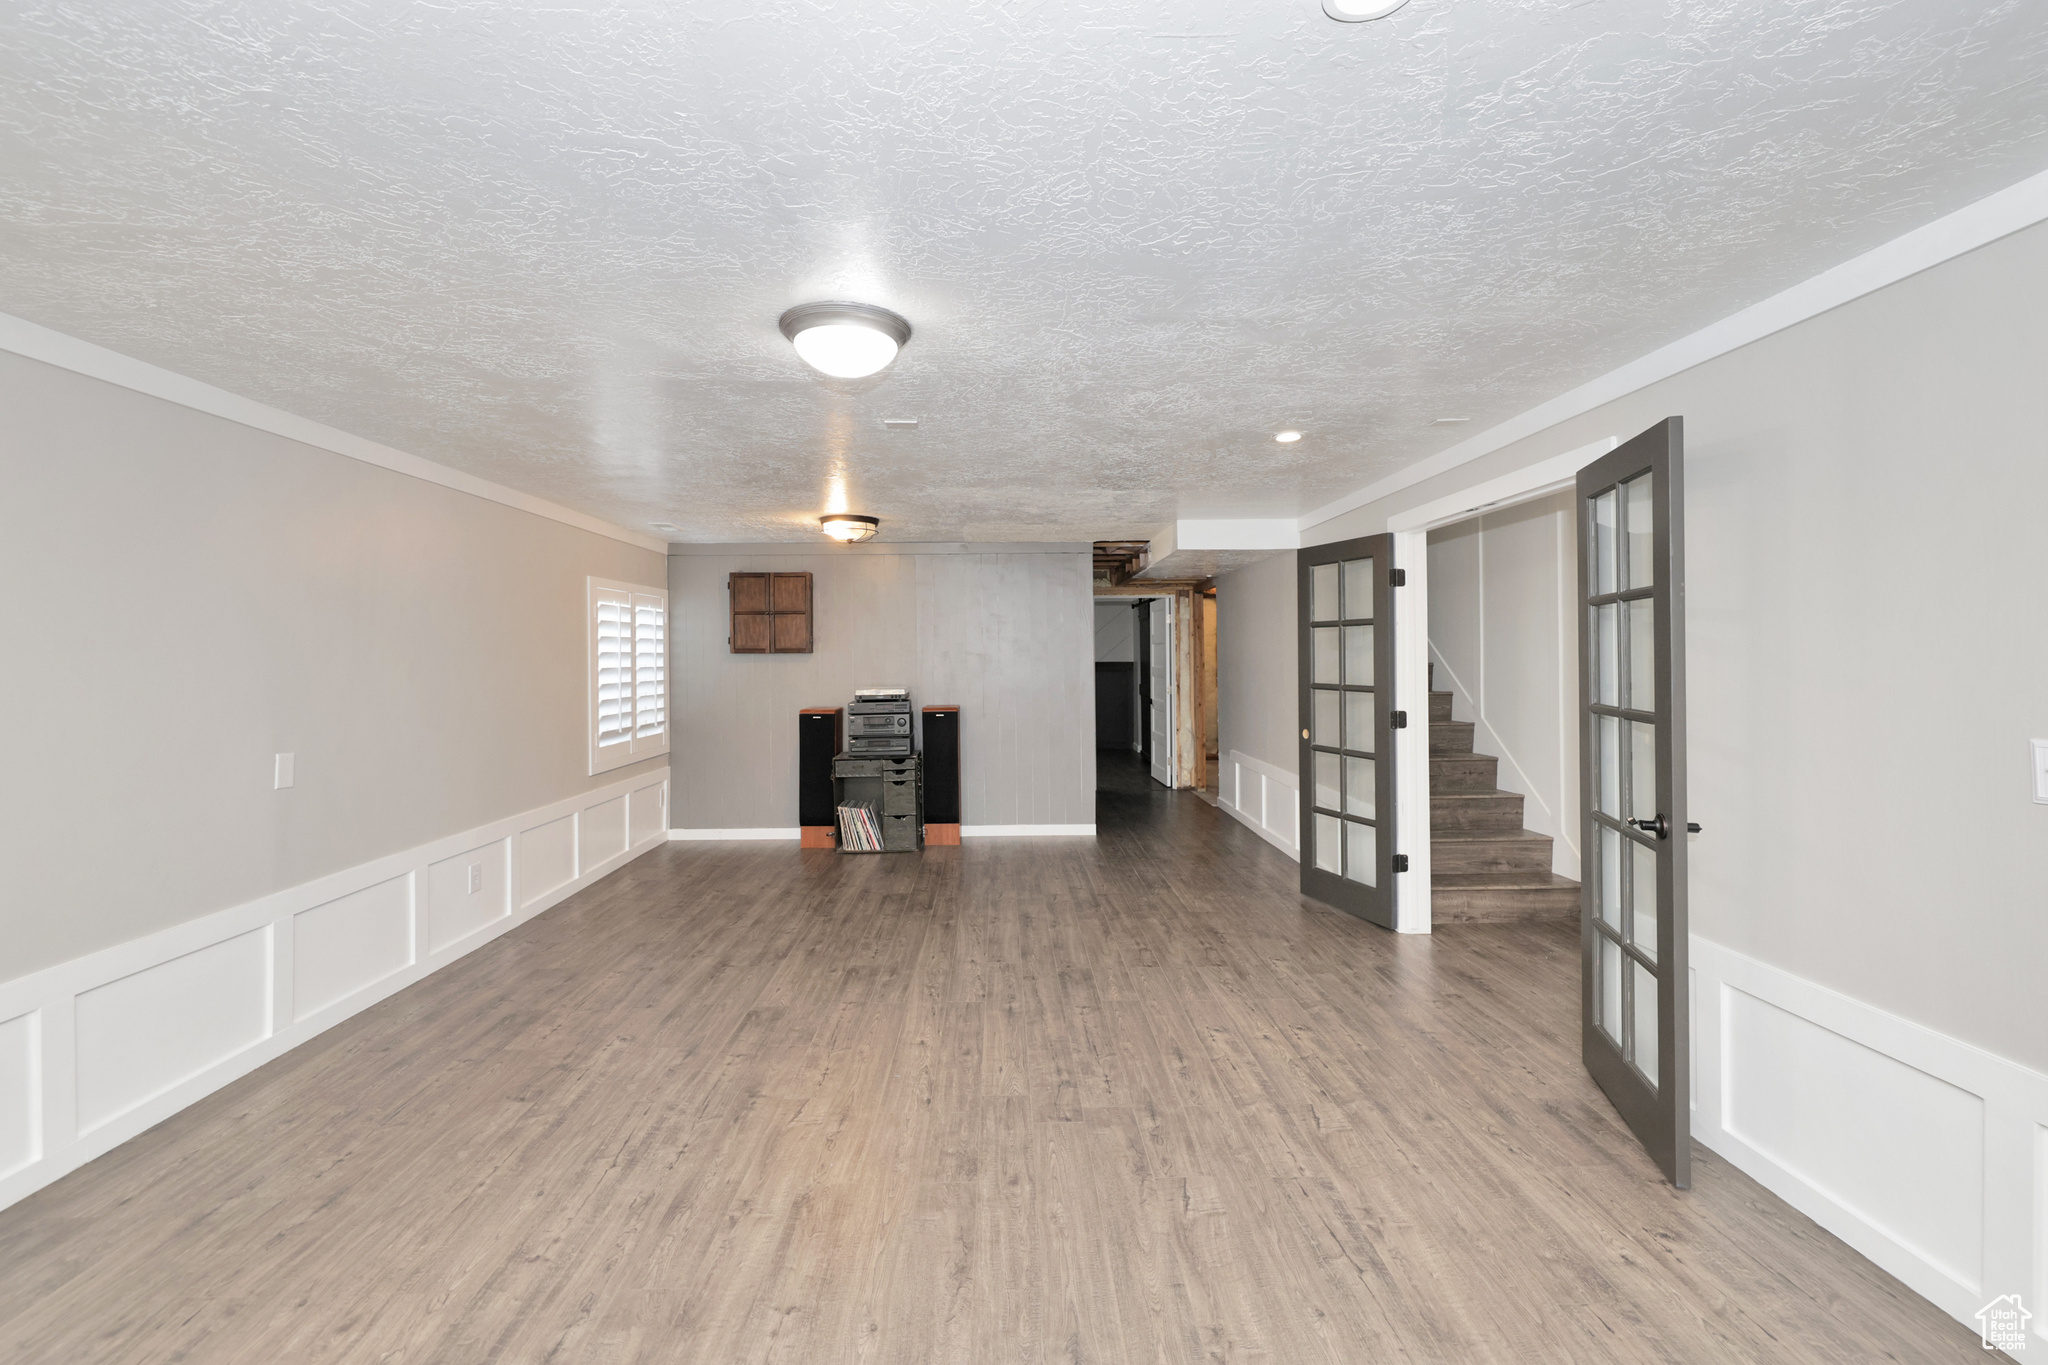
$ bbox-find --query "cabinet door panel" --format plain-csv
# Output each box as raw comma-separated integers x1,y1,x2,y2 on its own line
773,613,813,653
771,573,811,613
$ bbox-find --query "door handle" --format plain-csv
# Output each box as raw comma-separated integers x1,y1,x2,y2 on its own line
1627,815,1703,839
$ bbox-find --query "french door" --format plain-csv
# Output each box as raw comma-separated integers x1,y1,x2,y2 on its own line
1298,535,1397,927
1577,418,1692,1187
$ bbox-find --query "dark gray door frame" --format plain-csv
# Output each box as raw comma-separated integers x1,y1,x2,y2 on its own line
1576,416,1692,1187
1297,534,1399,928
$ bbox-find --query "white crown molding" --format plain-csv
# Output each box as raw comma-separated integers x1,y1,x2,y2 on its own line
1298,162,2048,534
0,311,667,554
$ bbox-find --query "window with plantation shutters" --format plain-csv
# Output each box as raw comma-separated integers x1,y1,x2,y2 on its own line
589,578,670,774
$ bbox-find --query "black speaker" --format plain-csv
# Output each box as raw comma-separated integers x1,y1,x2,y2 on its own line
922,706,960,842
798,708,842,844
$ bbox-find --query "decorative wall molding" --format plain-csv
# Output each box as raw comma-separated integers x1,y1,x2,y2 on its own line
0,769,671,1213
1691,935,2048,1345
1219,749,1300,860
1299,164,2048,534
0,311,666,554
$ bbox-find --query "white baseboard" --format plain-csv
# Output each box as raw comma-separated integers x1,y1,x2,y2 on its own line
961,824,1096,837
1218,750,1300,860
1691,936,2048,1347
668,827,800,841
0,768,671,1214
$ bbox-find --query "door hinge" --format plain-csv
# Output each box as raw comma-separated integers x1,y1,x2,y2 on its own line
1392,854,1409,873
1389,569,1407,587
1389,710,1407,728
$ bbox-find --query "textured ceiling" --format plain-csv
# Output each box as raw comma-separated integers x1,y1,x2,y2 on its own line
4,1,2047,543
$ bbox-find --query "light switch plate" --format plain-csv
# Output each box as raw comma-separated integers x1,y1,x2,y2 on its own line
274,753,294,790
2033,739,2048,804
468,862,484,894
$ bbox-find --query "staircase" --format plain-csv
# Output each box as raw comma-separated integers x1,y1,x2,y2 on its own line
1429,676,1580,922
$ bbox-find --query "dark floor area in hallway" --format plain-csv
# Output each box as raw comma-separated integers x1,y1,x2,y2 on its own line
1095,744,1162,797
0,784,1985,1363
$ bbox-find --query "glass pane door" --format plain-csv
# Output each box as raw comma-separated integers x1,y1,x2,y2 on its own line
1577,417,1691,1187
1298,534,1396,928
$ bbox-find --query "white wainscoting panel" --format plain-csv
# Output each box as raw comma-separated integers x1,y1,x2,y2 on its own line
0,1012,35,1179
629,779,666,849
1722,986,1986,1290
0,767,668,1216
518,814,579,910
1219,750,1300,860
2037,1124,2048,1347
75,928,273,1135
581,796,628,868
427,840,512,952
292,875,414,1023
1691,935,2048,1340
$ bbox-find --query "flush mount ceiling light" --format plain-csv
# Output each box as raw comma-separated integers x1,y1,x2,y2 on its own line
778,302,912,379
1322,0,1408,20
1275,430,1303,443
821,513,880,543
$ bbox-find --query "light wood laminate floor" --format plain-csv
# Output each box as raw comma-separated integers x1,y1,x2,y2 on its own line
0,785,1986,1363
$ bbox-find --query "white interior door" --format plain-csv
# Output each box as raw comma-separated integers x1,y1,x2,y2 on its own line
1148,597,1175,787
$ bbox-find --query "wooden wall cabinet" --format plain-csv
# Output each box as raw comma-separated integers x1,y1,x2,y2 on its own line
730,572,813,653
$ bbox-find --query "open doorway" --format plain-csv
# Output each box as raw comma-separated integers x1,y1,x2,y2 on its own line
1424,493,1583,924
1092,542,1216,795
1094,598,1153,795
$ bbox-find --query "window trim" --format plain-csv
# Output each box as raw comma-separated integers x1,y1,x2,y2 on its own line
588,576,670,775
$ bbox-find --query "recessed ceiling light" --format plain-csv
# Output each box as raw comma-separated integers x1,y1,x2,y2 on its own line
881,417,919,429
1322,0,1409,20
778,302,912,379
650,522,681,536
1431,417,1471,425
1275,430,1303,443
821,513,880,543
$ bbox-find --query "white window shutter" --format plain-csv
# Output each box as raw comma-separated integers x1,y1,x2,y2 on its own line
633,595,667,745
590,578,670,775
594,590,634,753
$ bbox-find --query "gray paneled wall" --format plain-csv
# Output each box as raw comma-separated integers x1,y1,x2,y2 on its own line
668,544,1095,831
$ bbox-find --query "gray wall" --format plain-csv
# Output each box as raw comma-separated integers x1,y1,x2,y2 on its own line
1093,601,1136,662
668,544,1095,829
1215,217,2048,1072
0,349,669,982
1427,492,1580,877
1215,550,1300,778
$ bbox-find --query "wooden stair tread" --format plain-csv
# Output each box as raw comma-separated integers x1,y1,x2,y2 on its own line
1432,871,1580,891
1431,828,1551,844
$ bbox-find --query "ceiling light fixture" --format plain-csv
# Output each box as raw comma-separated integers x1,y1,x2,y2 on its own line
1275,430,1303,443
820,513,880,543
1322,0,1408,20
778,302,912,379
